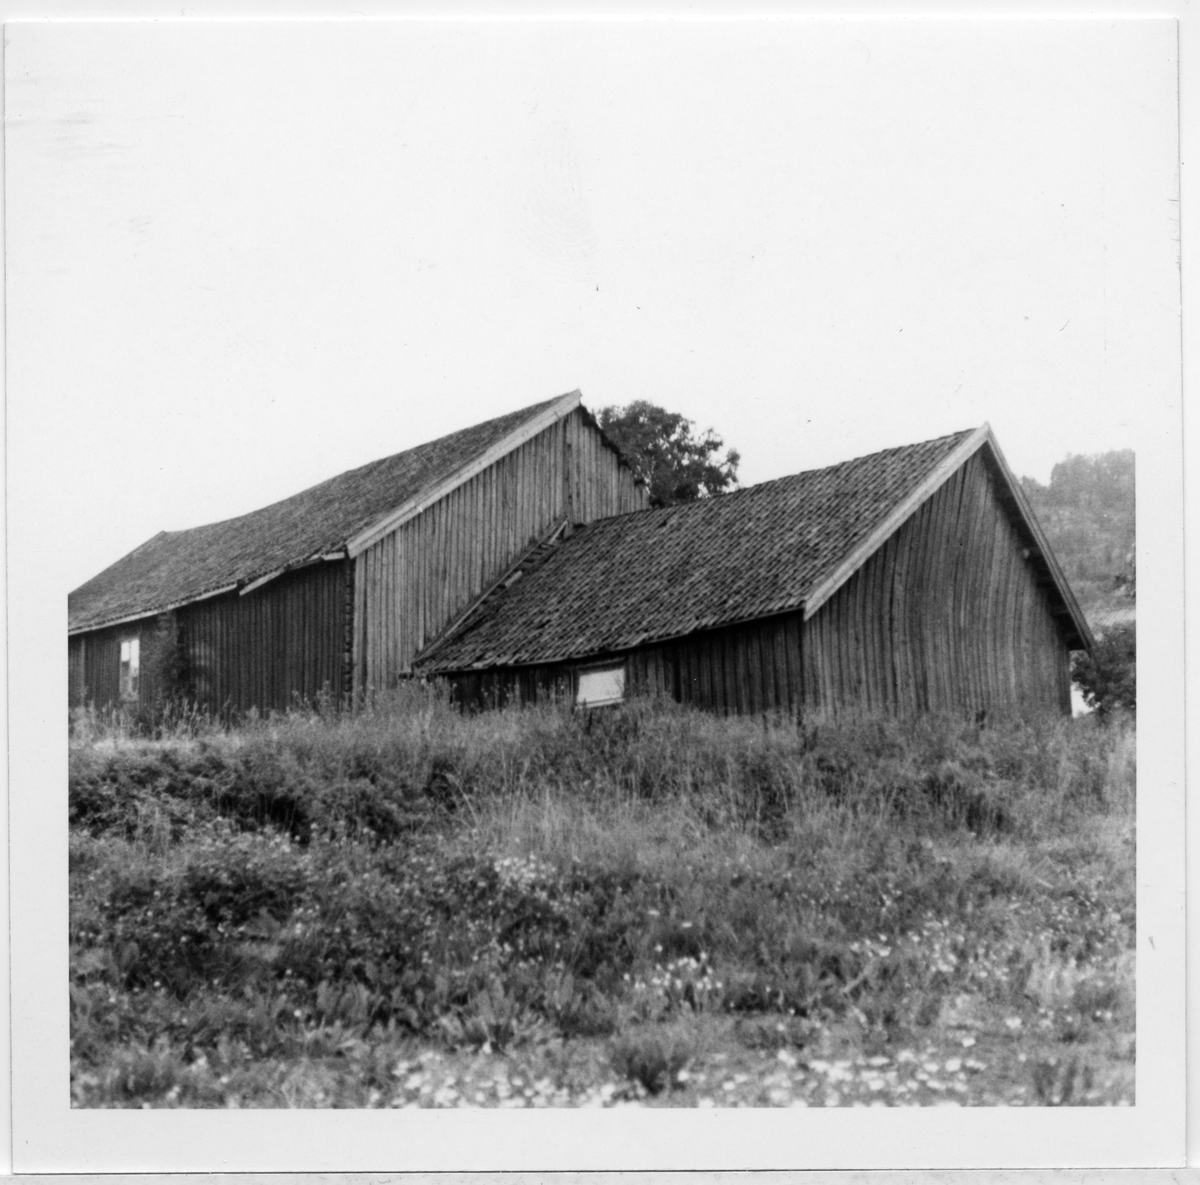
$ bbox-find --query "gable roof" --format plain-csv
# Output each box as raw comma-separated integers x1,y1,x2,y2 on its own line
69,391,588,634
416,425,1092,673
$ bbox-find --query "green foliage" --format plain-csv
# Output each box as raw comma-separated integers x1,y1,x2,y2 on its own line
1021,450,1134,610
1072,624,1136,717
609,1027,694,1094
70,698,1135,1108
598,400,739,508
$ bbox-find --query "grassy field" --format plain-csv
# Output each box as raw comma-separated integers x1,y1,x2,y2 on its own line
69,688,1135,1108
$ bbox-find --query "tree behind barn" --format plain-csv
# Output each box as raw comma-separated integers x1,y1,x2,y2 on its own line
598,401,740,509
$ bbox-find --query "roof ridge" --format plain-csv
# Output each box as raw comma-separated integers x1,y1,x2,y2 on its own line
140,394,572,540
560,426,981,531
69,392,584,631
715,426,980,502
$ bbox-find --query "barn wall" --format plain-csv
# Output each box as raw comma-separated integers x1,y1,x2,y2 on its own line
625,614,804,716
445,664,571,711
176,560,349,714
68,633,86,708
356,409,644,694
441,612,805,717
565,407,646,524
802,451,1073,717
68,612,176,712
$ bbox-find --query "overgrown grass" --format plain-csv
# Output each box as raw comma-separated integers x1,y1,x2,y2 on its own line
70,687,1135,1108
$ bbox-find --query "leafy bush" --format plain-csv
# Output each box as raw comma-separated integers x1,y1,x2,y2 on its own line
1073,624,1136,717
70,699,1136,1107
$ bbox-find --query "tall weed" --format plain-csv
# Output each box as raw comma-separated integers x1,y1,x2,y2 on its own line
71,695,1135,1093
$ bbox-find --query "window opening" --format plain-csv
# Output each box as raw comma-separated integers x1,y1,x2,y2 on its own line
119,637,140,701
576,663,625,708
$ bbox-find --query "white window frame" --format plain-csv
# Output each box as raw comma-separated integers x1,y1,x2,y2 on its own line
575,662,625,708
119,636,140,701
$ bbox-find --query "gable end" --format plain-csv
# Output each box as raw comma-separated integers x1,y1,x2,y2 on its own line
804,425,1092,652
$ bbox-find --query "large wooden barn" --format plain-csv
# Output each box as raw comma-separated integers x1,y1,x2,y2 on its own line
70,396,1090,720
415,423,1093,718
68,392,646,713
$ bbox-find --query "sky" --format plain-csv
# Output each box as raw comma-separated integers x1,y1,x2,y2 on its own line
5,18,1180,592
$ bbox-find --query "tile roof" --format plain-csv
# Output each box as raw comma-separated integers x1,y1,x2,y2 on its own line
69,395,572,633
416,429,978,672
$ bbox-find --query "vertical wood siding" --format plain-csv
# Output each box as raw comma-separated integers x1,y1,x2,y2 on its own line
68,614,168,711
624,614,804,716
356,410,644,694
802,452,1072,717
450,664,572,711
69,624,126,709
68,633,85,707
177,562,347,714
444,612,805,717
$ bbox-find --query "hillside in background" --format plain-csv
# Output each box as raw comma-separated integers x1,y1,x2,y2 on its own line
1021,450,1135,613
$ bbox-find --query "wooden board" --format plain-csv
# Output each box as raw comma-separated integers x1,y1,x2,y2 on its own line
354,409,645,696
801,452,1073,717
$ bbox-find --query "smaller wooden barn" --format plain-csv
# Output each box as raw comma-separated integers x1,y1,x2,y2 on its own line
414,424,1093,718
69,391,645,714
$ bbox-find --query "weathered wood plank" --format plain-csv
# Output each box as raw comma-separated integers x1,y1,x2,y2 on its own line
799,452,1073,719
353,412,643,695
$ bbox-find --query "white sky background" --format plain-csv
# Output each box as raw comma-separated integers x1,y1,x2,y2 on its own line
4,14,1190,1172
7,19,1179,593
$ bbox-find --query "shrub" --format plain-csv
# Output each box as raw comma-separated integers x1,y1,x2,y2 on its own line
70,698,1135,1106
609,1027,694,1095
734,1015,813,1051
1073,624,1135,716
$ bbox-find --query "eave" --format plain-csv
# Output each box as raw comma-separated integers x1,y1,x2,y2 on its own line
69,391,597,635
67,582,239,637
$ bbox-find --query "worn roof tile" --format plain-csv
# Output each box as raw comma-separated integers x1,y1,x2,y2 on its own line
69,395,571,633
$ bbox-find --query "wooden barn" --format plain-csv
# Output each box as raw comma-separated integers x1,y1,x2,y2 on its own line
415,424,1093,718
68,391,646,713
